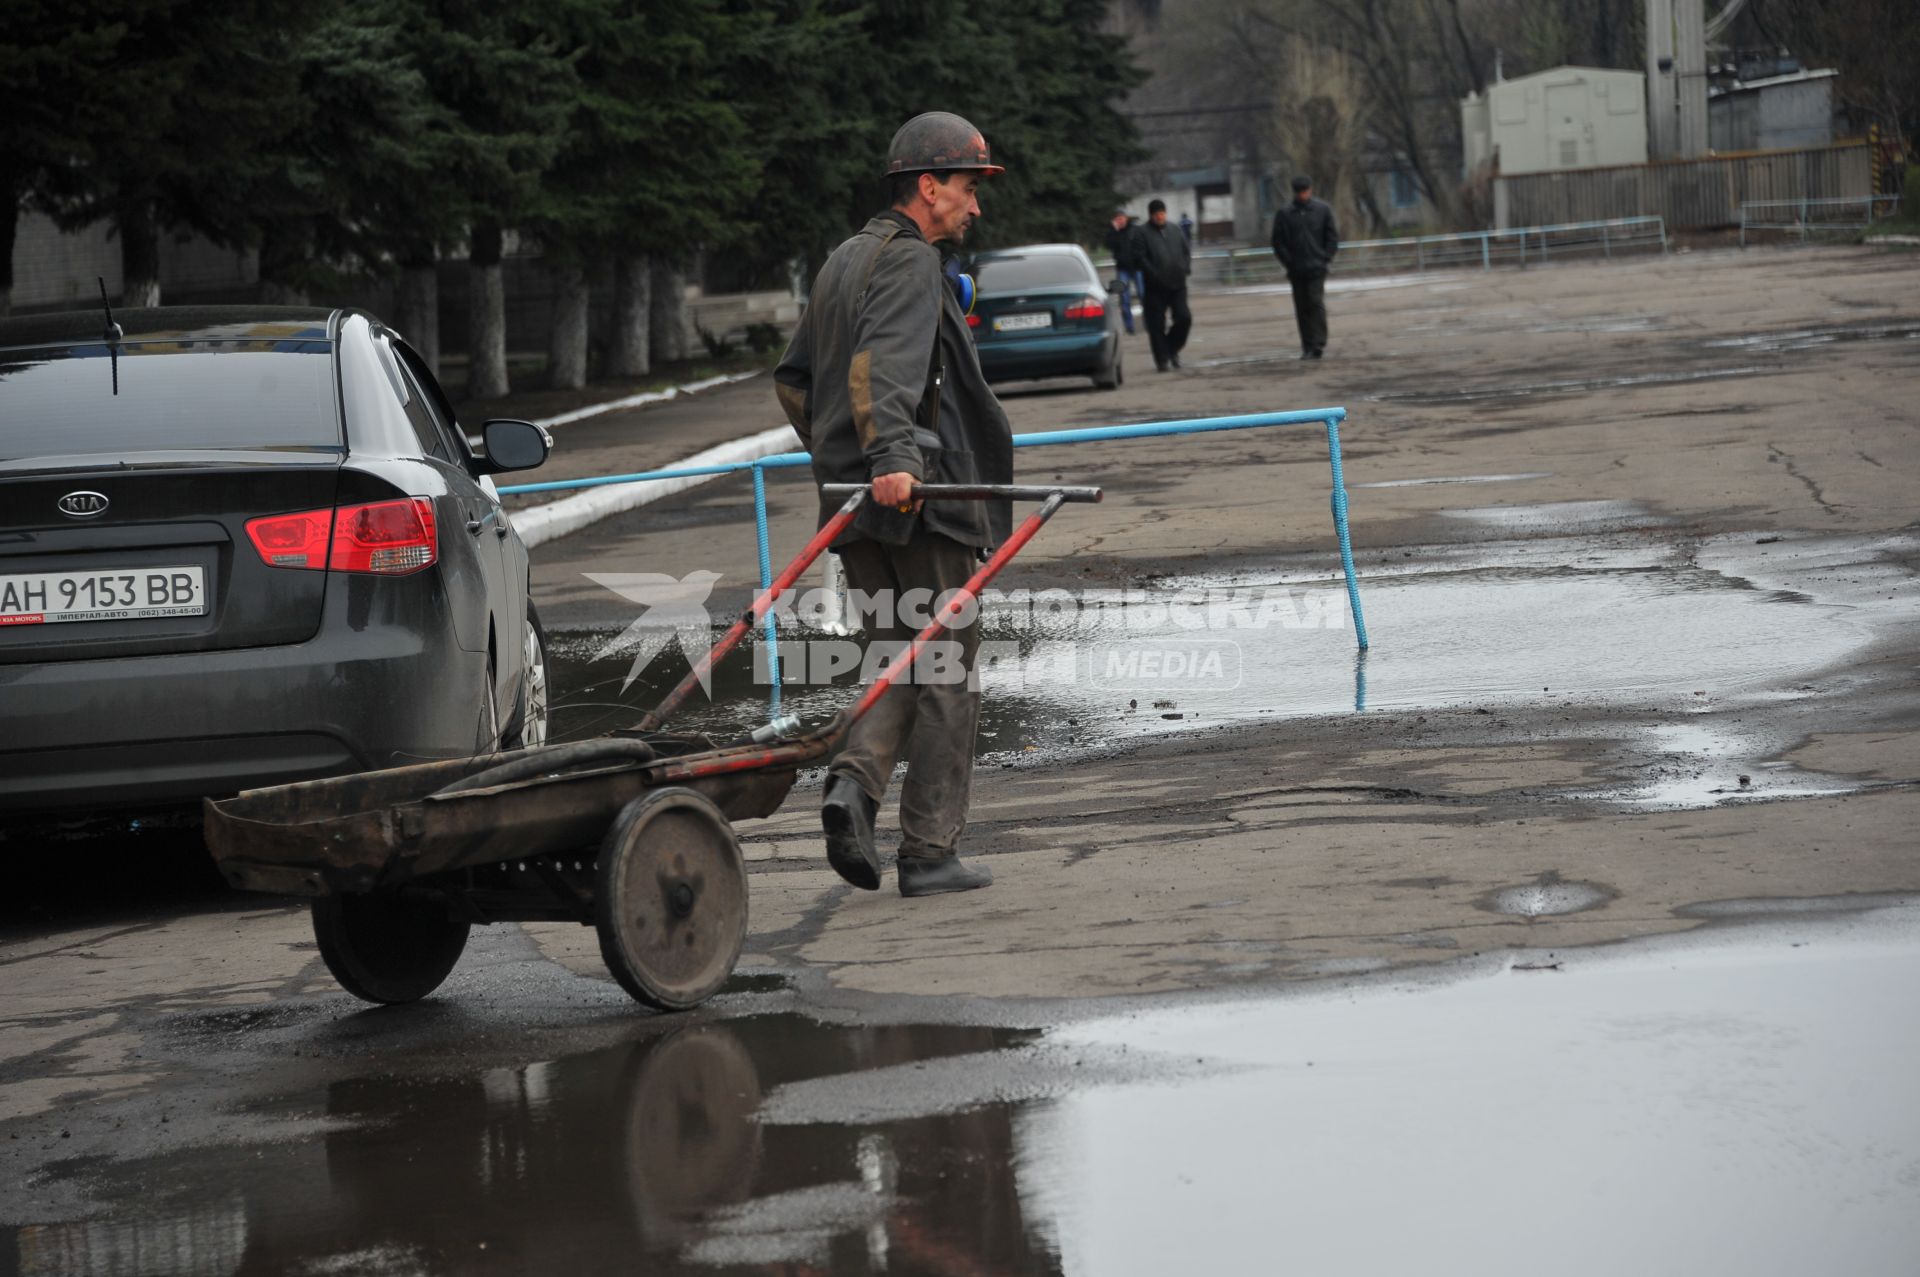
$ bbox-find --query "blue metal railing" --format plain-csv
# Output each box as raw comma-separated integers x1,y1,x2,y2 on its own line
1099,215,1669,285
502,407,1371,709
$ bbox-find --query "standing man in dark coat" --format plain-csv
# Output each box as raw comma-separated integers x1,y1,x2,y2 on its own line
1271,175,1340,358
772,111,1013,898
1137,198,1192,372
1102,209,1140,335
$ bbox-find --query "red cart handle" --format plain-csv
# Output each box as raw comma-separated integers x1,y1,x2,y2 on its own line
637,483,1101,736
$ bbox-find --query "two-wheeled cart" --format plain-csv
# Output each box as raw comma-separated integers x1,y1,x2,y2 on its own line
204,485,1100,1011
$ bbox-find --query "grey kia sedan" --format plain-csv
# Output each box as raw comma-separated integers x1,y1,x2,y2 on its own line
0,306,552,831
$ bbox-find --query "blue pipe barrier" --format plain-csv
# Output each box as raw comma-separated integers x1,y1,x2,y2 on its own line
1322,415,1370,649
751,464,780,711
501,407,1373,704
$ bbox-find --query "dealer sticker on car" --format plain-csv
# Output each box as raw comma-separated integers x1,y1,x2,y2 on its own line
0,567,208,626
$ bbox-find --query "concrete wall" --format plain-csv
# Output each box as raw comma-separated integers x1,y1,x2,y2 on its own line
9,211,257,310
1464,66,1648,178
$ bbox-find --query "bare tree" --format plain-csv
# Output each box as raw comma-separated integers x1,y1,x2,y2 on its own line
1749,0,1917,151
1314,0,1470,224
1267,36,1371,230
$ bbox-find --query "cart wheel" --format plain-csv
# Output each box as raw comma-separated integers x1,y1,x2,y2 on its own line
312,892,471,1005
595,787,748,1011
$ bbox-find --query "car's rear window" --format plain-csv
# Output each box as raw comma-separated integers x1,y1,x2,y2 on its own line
0,337,340,462
974,254,1093,292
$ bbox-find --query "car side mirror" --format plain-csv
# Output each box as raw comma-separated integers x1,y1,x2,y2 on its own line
481,419,551,473
1105,279,1121,294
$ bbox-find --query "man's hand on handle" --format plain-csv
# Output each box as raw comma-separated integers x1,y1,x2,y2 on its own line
871,470,921,513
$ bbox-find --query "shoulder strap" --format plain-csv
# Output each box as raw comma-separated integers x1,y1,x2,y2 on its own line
856,223,909,307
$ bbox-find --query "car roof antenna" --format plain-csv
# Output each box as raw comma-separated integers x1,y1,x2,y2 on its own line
97,276,122,395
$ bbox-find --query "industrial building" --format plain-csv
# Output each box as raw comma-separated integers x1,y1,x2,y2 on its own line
1709,67,1840,153
1462,66,1649,178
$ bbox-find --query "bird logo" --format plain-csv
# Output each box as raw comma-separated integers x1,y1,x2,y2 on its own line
584,570,724,694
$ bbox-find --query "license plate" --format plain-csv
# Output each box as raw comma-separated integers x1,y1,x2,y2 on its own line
993,312,1052,333
0,567,208,626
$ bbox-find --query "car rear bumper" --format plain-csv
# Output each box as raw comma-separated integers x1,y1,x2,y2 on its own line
1,581,485,818
976,330,1114,382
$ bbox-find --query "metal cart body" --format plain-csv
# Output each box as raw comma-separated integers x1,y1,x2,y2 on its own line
204,485,1099,1010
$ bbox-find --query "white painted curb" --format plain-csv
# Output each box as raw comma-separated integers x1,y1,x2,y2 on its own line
531,370,763,429
511,422,802,549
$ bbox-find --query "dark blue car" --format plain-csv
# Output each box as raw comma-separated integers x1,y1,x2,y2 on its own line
966,244,1122,390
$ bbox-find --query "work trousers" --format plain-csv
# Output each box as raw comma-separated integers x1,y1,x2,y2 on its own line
1289,272,1328,354
1113,271,1139,334
1142,281,1191,369
829,529,982,861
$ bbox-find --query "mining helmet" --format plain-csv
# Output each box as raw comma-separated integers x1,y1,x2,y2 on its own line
884,111,1006,178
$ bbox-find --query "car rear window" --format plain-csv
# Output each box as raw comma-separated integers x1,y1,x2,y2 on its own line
0,337,340,462
974,254,1093,292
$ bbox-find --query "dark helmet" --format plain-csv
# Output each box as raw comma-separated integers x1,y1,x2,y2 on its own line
884,111,1006,178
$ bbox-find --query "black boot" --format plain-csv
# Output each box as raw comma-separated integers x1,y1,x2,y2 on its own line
897,855,993,898
821,775,881,890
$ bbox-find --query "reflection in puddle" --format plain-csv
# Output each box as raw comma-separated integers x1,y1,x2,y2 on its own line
9,908,1918,1274
4,1017,1051,1277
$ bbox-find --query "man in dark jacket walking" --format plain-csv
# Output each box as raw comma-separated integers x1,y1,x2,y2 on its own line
773,111,1013,899
1270,175,1339,358
1137,198,1192,371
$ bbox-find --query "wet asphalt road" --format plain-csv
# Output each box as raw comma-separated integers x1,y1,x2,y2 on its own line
4,244,1919,1273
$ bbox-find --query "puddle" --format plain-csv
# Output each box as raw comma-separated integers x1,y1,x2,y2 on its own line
1354,472,1550,489
1220,273,1463,298
1371,364,1778,404
1440,498,1662,533
1700,320,1920,354
545,531,1910,783
13,906,1914,1274
1019,901,1920,1275
1,1016,1047,1276
1476,874,1616,917
1617,721,1862,809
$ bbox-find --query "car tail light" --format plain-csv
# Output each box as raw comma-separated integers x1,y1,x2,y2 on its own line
1064,295,1105,320
245,509,333,569
330,498,438,574
247,498,438,575
966,313,981,328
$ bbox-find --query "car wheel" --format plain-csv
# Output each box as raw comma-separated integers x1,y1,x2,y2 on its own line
503,604,550,750
1093,347,1122,390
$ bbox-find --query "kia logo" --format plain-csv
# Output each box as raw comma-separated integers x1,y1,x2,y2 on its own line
57,491,110,519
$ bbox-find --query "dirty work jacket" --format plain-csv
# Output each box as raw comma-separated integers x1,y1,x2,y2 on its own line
775,211,1013,550
1271,197,1340,278
1135,221,1191,293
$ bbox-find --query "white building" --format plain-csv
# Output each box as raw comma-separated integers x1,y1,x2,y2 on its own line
1462,66,1649,177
